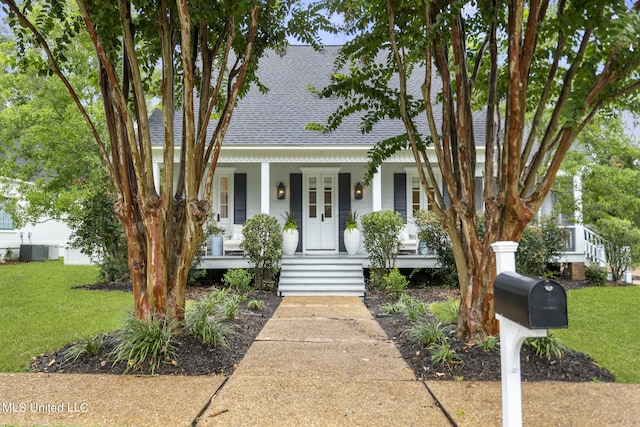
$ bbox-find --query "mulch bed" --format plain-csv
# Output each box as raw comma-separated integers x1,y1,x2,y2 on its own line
30,288,279,376
30,280,623,382
365,284,616,382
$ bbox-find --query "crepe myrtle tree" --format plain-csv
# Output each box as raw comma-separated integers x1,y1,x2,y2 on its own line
2,0,329,324
312,0,640,338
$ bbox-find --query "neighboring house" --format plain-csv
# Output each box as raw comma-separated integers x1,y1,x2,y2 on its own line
148,46,596,292
0,178,72,261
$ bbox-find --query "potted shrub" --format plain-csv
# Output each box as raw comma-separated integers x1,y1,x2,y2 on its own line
282,211,298,255
206,216,226,256
344,210,361,255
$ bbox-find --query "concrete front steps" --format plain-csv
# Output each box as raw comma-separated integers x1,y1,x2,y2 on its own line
278,256,366,297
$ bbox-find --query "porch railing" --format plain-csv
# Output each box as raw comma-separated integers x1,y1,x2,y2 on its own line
583,227,608,266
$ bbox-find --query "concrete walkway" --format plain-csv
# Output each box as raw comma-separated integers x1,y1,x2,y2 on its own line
1,296,639,426
198,296,449,426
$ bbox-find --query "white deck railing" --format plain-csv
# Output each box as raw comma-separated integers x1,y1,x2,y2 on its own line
583,227,608,266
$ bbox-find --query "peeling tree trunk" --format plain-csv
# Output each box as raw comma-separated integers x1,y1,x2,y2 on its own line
379,0,640,339
3,0,262,325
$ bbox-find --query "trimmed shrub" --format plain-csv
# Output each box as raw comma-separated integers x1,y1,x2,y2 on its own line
241,214,282,290
414,210,458,287
516,214,569,278
223,268,254,293
382,268,409,297
361,210,404,286
595,216,640,282
416,209,569,283
585,264,608,286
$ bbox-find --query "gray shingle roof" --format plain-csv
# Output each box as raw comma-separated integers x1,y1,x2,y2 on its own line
149,45,486,147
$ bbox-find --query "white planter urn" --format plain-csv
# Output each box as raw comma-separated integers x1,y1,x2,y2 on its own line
282,229,299,255
344,228,361,255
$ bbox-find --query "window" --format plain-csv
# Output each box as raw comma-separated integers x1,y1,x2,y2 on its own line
308,177,317,218
219,176,229,220
409,175,433,216
323,176,332,218
411,177,420,215
0,208,14,230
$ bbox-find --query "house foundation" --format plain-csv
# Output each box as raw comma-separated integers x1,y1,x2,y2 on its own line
567,262,585,281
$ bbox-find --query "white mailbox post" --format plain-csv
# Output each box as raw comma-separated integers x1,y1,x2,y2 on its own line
491,241,547,427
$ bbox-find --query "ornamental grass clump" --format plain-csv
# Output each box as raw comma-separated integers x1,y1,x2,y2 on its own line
62,334,104,365
109,314,178,375
247,298,265,311
381,293,427,320
184,289,239,346
525,334,566,360
430,342,462,368
408,318,447,348
473,334,499,352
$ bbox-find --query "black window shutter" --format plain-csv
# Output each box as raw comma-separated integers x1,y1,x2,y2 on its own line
234,173,247,224
290,173,303,252
338,173,351,253
394,173,407,221
475,177,484,211
442,183,451,208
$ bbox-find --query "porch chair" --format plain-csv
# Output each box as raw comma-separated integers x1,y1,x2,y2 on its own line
398,224,418,254
223,224,244,255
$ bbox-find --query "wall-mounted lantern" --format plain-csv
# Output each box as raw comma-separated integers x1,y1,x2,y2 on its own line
277,182,286,200
354,182,363,200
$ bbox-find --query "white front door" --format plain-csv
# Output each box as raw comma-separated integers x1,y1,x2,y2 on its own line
304,173,337,252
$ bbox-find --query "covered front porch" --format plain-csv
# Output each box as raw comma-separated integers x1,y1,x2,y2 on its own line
198,252,440,270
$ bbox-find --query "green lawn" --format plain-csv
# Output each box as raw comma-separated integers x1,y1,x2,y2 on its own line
554,286,640,383
0,260,131,372
428,285,640,383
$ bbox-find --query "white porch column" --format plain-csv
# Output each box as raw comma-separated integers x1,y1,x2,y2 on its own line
152,162,160,193
372,168,382,211
261,162,270,214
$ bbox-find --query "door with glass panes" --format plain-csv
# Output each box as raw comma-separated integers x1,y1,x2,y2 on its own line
304,174,336,252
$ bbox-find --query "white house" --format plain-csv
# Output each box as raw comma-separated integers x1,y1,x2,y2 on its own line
148,46,597,294
0,178,72,262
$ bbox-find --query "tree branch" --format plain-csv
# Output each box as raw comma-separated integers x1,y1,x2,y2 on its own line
157,0,175,212
2,0,118,192
203,6,259,201
521,0,566,168
521,25,593,196
176,0,197,205
117,0,154,194
76,0,148,204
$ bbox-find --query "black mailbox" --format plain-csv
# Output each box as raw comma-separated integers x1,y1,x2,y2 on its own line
494,271,568,329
